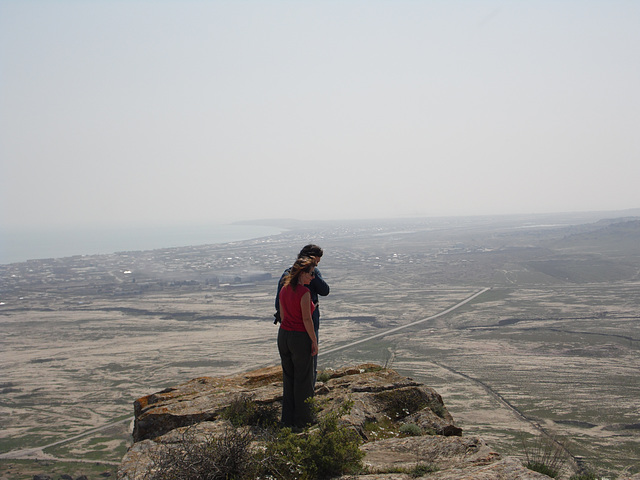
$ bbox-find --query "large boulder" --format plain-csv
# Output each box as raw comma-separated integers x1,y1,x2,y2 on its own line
132,365,283,442
119,364,550,480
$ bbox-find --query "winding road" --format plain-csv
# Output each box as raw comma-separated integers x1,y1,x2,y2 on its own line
321,287,492,356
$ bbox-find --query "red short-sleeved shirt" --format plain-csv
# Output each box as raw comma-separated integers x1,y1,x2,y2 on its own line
279,283,315,332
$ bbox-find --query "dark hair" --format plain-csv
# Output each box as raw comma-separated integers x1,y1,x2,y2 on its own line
298,244,323,259
282,257,316,290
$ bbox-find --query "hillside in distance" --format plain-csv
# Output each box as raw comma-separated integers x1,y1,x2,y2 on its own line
549,218,640,253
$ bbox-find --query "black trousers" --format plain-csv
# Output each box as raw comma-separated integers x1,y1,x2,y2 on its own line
277,328,314,427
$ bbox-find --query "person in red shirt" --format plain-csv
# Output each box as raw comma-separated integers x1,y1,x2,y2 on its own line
277,256,318,428
274,244,330,386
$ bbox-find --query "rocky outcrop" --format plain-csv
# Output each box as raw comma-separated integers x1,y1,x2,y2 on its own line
119,364,553,479
132,365,283,442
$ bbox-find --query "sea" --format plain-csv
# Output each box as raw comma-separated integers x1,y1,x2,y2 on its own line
0,223,285,265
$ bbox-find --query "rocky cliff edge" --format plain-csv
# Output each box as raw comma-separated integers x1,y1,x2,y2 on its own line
118,364,559,479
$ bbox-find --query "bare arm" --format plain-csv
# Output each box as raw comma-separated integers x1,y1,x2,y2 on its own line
300,291,318,356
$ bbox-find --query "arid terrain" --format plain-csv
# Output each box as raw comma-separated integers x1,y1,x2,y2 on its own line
1,212,639,479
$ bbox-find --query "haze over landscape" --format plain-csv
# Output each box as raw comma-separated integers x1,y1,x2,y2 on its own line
1,212,639,479
1,0,639,236
1,2,640,479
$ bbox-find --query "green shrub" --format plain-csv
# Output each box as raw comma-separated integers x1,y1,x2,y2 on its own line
260,401,364,479
220,394,279,428
525,460,561,478
409,462,439,477
399,423,422,437
426,399,447,419
317,370,333,383
384,463,440,477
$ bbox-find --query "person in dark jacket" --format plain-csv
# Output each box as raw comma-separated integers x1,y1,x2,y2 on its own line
275,244,330,384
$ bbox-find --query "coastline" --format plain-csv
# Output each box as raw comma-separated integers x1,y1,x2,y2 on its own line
0,223,285,265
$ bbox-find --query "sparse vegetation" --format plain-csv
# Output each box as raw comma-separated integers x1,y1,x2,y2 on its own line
520,433,568,479
0,459,118,480
220,394,279,428
145,425,257,480
317,369,334,383
409,462,440,477
261,406,364,479
399,422,423,436
142,398,364,480
363,415,398,440
380,462,440,477
263,399,363,479
426,399,447,419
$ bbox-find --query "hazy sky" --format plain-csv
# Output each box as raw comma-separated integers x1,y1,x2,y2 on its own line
1,1,639,229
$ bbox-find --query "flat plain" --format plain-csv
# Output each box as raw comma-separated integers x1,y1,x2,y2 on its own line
1,212,639,479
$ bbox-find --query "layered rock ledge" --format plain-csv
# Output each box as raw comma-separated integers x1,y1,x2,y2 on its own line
118,364,553,479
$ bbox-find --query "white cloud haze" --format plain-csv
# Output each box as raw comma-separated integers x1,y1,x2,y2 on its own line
1,1,639,229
